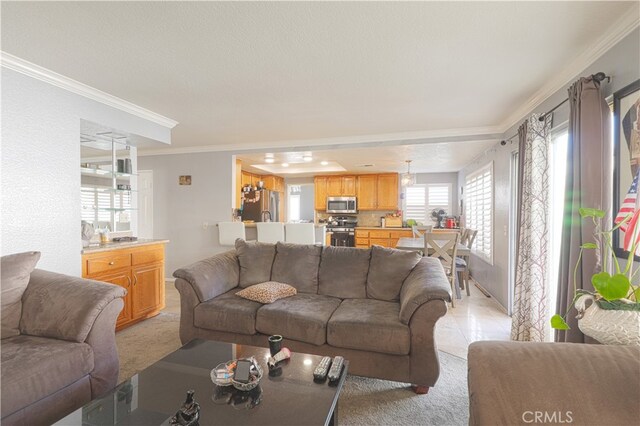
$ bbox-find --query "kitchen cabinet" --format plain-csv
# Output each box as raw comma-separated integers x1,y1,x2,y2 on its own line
376,174,399,210
82,243,166,331
342,176,356,196
262,175,285,193
355,228,413,248
314,176,328,210
236,160,242,209
241,171,253,189
356,175,378,210
326,177,343,196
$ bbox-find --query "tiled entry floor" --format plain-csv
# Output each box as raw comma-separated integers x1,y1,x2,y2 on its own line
435,280,512,359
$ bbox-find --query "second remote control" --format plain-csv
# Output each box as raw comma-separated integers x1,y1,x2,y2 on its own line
327,356,344,384
313,356,332,381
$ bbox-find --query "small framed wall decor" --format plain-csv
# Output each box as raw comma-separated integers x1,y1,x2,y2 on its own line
179,175,192,186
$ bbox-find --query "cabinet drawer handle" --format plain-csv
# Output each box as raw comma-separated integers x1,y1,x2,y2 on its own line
133,276,137,286
109,261,115,266
126,276,132,288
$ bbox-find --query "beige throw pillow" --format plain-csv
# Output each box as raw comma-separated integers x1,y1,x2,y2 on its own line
236,281,297,304
1,251,41,339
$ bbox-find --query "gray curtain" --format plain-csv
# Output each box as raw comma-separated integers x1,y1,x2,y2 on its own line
511,113,551,342
556,76,612,343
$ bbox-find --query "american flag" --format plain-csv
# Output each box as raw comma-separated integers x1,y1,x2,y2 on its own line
615,169,640,253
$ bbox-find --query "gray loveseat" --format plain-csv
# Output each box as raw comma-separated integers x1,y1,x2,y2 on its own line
174,240,451,392
1,269,126,425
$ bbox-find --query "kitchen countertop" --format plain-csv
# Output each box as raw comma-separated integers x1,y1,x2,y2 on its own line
82,239,169,254
355,226,412,230
243,222,326,228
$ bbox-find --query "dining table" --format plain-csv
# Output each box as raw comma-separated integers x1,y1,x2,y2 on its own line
395,237,471,256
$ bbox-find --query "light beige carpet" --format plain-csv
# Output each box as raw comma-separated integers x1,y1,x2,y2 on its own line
116,313,469,425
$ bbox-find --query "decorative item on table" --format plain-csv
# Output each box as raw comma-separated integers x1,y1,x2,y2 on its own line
212,384,263,410
550,208,640,345
169,390,200,426
384,213,402,228
81,221,95,248
267,348,291,369
268,334,283,356
211,357,263,391
99,227,110,244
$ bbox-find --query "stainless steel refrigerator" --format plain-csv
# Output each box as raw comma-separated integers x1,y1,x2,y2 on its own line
241,189,280,222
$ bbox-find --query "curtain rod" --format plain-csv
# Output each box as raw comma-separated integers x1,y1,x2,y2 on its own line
500,72,610,145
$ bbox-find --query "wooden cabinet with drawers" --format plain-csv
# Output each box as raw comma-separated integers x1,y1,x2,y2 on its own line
82,243,166,330
355,228,413,248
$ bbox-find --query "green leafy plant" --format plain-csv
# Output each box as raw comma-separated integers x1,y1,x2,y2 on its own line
551,208,640,330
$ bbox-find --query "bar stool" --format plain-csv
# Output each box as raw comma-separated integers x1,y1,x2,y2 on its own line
257,222,285,243
285,223,316,244
218,222,246,246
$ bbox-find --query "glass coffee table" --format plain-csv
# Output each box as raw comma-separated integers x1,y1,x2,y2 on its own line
55,339,348,426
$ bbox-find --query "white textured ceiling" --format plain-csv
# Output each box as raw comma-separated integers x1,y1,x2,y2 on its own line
238,140,499,176
1,1,636,163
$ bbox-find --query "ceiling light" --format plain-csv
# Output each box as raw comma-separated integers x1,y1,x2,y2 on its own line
303,155,313,162
320,161,329,166
282,163,289,167
264,153,275,163
401,160,416,187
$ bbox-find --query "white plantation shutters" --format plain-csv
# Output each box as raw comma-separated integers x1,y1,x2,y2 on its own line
465,163,493,263
404,184,451,224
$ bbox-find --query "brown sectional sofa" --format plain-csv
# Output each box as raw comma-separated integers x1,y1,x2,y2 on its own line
468,341,640,425
174,240,452,391
1,269,126,425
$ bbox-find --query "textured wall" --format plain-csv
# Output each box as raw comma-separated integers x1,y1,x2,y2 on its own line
458,28,640,311
1,69,171,275
138,152,234,275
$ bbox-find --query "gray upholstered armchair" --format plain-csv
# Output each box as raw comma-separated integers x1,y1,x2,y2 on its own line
1,269,126,426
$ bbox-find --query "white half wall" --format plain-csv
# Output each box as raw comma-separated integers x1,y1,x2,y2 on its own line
1,68,172,275
138,152,234,276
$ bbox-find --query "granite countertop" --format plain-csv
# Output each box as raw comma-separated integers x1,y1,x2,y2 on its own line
82,238,169,254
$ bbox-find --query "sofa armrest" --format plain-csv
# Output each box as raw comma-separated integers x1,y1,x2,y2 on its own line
20,269,126,343
173,250,239,302
399,257,451,325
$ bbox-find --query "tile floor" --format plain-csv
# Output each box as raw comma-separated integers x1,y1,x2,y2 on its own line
163,278,512,360
435,280,512,359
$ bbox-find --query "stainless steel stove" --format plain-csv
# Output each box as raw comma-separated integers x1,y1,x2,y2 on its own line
326,216,357,247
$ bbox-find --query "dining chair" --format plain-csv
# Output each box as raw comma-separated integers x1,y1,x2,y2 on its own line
456,229,477,296
285,223,316,244
218,222,246,246
426,232,460,307
257,222,285,243
412,225,433,238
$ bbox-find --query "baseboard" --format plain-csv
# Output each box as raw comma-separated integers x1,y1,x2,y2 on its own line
469,276,509,315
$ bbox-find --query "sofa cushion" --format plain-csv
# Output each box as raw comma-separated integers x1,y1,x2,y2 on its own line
1,251,41,339
256,293,341,345
236,282,297,304
235,240,276,288
270,243,322,294
1,334,94,418
367,246,421,301
318,246,370,298
194,289,262,335
328,299,410,355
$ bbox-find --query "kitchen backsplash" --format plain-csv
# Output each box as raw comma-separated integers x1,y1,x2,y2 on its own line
317,210,396,227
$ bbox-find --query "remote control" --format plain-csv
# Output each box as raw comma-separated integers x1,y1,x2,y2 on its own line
313,356,332,381
327,356,344,384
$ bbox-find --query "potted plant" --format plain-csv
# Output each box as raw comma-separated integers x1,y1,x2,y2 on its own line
551,208,640,345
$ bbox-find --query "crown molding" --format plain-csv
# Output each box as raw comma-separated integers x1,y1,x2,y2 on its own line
138,126,502,156
499,2,640,133
1,52,179,129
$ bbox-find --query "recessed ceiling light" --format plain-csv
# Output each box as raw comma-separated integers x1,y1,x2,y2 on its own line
303,155,313,162
320,161,329,166
264,153,275,163
282,163,289,167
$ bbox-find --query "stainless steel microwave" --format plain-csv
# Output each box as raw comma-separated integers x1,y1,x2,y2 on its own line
326,197,357,214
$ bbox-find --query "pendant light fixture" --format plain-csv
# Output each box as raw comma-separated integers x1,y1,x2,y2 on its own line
401,160,415,186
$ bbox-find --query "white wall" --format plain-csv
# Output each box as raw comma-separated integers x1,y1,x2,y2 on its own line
1,68,171,275
458,28,640,310
138,152,234,275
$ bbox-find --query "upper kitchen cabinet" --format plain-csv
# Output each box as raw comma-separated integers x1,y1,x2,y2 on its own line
262,175,285,193
377,173,398,210
376,173,399,210
314,176,328,210
235,159,243,209
342,176,356,196
326,176,343,196
356,175,377,210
